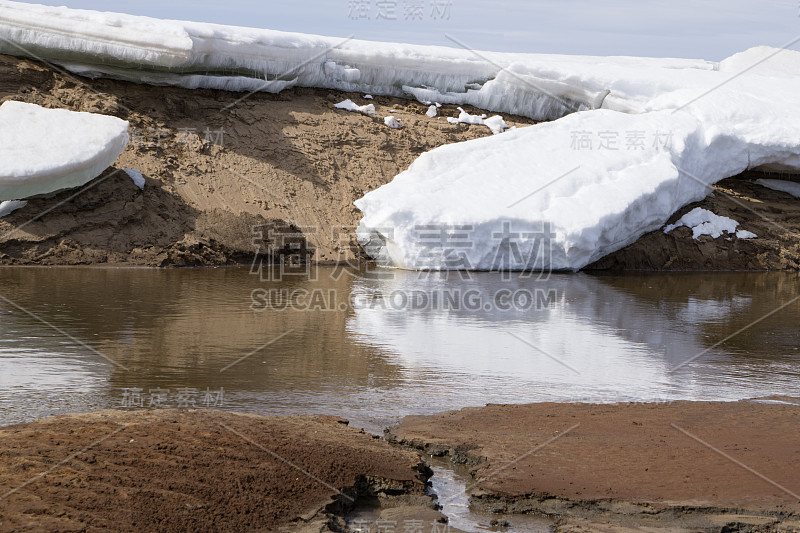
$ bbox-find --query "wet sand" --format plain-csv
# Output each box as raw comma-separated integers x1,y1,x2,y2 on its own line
0,410,441,532
2,401,799,532
389,399,800,532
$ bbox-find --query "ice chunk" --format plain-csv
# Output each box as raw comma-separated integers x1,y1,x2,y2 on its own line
334,99,376,116
426,105,438,118
483,115,509,135
447,107,486,125
363,94,373,99
664,208,740,240
384,116,402,129
0,200,27,218
755,179,800,199
736,230,758,239
0,101,129,201
124,168,145,190
447,107,507,134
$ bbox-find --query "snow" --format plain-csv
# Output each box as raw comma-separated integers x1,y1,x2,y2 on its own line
384,116,402,129
447,107,509,135
0,200,27,218
0,101,129,201
426,105,438,118
756,179,800,199
483,115,509,135
663,208,757,240
664,208,741,240
0,0,713,109
2,1,800,269
124,168,145,190
447,107,486,126
334,99,376,116
363,95,373,99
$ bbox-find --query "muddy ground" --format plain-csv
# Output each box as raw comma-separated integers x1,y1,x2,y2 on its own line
1,54,799,270
389,399,800,532
3,402,800,532
0,409,455,533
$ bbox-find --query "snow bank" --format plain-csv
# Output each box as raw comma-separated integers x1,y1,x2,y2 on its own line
0,101,129,201
357,110,709,270
356,84,786,270
0,0,712,116
356,43,800,269
2,1,799,269
756,179,800,199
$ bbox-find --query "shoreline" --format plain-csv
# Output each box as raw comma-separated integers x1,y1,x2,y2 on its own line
1,54,799,271
1,399,798,532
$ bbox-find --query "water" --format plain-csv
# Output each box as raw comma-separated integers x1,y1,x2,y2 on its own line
427,461,555,533
0,267,799,434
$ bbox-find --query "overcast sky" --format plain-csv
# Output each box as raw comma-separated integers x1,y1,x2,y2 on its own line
24,0,800,60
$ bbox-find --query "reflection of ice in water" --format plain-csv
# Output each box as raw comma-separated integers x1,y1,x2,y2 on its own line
2,267,798,432
680,296,751,325
347,271,796,405
352,307,660,399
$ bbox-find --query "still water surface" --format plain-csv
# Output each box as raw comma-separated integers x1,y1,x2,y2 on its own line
0,267,798,433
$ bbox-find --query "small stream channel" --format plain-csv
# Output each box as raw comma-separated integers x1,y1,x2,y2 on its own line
426,458,554,533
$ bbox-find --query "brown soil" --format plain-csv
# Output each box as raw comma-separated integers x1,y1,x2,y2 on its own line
0,54,534,267
388,399,800,532
0,409,433,532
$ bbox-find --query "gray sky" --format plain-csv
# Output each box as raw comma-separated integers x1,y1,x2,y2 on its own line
22,0,800,60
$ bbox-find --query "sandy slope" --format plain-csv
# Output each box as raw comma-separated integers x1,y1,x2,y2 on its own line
0,54,798,270
0,54,533,267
